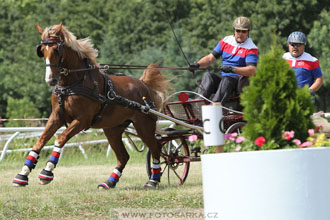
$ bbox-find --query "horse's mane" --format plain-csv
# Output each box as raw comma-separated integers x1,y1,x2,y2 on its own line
42,24,98,60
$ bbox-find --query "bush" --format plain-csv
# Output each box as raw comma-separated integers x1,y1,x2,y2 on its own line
5,97,41,127
224,127,330,152
240,39,315,147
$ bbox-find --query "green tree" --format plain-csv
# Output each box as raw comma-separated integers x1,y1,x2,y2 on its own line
6,96,40,127
1,0,330,121
308,10,330,111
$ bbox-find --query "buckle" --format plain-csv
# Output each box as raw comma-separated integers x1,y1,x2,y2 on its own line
59,88,68,95
107,91,116,100
60,68,68,76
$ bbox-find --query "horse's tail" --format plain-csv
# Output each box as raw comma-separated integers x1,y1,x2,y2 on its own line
140,63,173,111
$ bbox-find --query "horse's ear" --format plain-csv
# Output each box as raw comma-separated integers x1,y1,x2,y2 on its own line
35,24,43,35
56,22,63,35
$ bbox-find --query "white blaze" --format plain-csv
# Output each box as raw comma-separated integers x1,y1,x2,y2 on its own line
45,57,52,83
44,45,53,84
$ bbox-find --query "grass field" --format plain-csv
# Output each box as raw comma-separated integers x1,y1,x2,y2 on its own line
0,146,204,220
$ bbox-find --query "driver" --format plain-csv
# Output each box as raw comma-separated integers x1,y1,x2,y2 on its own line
190,16,258,105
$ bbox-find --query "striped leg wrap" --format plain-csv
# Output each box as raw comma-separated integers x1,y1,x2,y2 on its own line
144,162,161,188
24,151,39,170
13,151,39,186
98,168,122,190
49,146,62,166
38,146,62,182
151,162,161,181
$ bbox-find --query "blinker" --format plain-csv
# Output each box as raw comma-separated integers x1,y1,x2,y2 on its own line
36,44,43,58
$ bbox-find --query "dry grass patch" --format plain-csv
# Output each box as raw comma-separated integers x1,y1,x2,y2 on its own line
0,156,203,219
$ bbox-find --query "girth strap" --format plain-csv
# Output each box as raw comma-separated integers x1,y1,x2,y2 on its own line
54,85,105,103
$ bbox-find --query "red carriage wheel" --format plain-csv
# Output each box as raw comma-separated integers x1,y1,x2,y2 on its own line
146,136,190,185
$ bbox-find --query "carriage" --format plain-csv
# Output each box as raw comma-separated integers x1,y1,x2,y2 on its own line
124,90,245,185
12,22,245,189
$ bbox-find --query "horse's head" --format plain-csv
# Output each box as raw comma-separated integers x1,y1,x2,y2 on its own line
36,22,98,86
36,22,66,86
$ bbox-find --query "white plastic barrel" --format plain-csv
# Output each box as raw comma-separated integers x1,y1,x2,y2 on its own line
202,103,224,146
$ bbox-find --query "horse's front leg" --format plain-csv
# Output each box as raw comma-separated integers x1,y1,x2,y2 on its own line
13,114,63,187
38,119,86,185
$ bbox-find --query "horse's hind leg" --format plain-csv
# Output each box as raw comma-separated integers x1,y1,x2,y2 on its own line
13,114,63,187
98,125,129,190
133,118,161,188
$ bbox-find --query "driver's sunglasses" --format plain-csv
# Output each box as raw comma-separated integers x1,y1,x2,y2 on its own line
235,29,248,33
289,42,304,47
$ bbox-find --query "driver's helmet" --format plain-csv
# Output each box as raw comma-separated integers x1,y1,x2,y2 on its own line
288,31,307,44
233,16,251,30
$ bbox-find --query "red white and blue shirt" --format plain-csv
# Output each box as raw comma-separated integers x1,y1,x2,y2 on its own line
282,52,322,88
213,35,258,77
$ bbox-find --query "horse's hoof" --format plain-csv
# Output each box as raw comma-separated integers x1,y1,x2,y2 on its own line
39,179,52,185
13,183,26,187
97,181,116,190
38,169,54,185
144,180,159,188
13,174,28,187
98,183,110,190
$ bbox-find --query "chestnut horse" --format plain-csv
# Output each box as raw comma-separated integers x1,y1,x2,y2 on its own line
13,22,170,189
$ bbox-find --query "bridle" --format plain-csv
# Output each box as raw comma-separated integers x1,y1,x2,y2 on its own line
36,29,68,77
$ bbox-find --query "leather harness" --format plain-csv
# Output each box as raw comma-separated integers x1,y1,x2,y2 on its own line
38,29,156,129
53,63,157,128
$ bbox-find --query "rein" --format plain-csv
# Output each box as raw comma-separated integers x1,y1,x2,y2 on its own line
51,63,223,73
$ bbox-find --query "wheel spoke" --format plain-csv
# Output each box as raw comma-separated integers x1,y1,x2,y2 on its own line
161,164,168,176
172,168,184,184
167,164,170,185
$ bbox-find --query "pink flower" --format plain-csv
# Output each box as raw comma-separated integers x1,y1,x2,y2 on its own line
225,133,237,141
231,132,238,137
283,130,294,141
308,129,315,137
224,133,232,140
254,136,266,147
188,135,198,142
293,139,301,145
300,141,313,148
236,136,245,144
235,145,242,152
227,132,238,141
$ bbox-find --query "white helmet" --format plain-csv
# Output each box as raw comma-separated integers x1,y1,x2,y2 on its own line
288,31,307,44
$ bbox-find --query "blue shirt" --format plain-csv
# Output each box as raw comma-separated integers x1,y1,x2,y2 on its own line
283,52,322,88
213,35,258,77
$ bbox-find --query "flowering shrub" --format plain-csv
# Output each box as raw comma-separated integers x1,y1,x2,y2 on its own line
224,126,330,152
188,134,204,151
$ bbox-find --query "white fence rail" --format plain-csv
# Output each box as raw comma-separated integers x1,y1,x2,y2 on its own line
0,120,174,162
